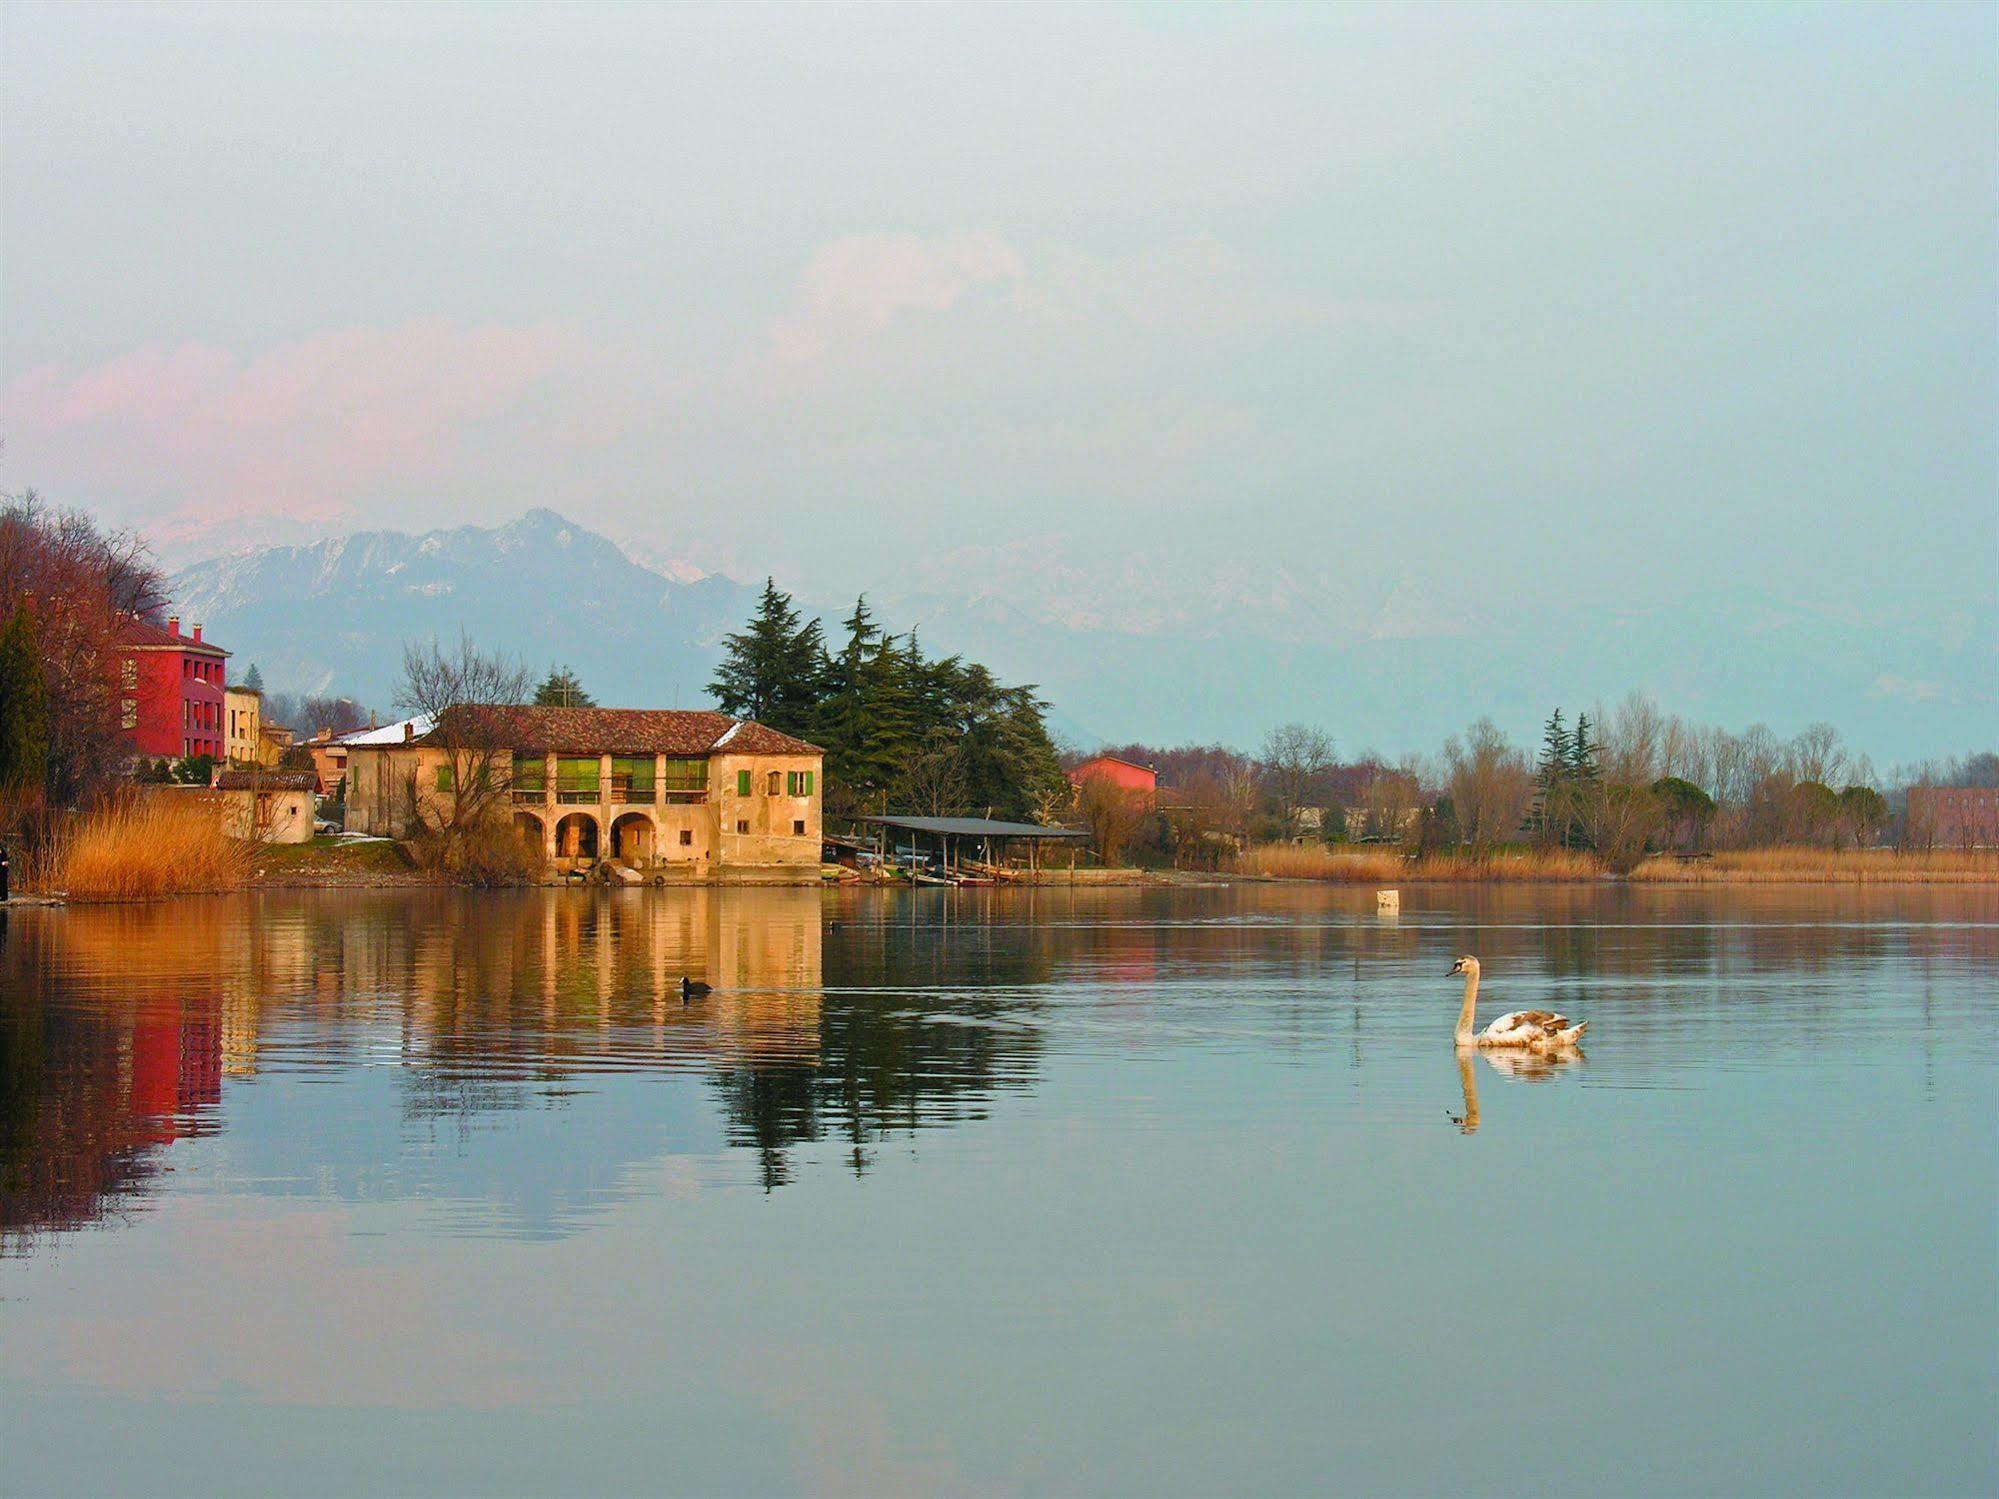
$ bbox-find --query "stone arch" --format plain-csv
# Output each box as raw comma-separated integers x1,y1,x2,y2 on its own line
611,812,655,865
555,812,599,860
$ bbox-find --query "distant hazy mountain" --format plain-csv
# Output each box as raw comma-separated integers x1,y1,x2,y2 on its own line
171,509,753,714
173,509,1992,765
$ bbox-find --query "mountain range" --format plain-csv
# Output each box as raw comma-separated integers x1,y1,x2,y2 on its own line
170,510,1993,766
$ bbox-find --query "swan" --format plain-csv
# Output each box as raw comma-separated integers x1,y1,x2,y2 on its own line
1449,956,1586,1049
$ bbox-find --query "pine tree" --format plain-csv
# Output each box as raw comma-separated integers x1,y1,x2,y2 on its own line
1570,713,1600,784
708,578,824,734
0,603,51,794
1526,708,1572,845
243,662,264,693
534,665,596,708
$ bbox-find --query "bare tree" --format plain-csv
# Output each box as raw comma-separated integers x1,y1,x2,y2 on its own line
1581,782,1664,871
894,746,969,817
1442,717,1531,857
1075,775,1148,865
1360,764,1421,843
1597,690,1665,785
1260,722,1334,829
393,634,531,852
1786,722,1848,787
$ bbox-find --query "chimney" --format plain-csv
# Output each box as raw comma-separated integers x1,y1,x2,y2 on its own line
191,623,203,643
167,615,180,637
403,721,416,742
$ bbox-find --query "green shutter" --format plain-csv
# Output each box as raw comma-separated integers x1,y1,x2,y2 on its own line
737,769,752,797
435,764,455,792
804,769,814,796
786,771,798,796
662,757,707,792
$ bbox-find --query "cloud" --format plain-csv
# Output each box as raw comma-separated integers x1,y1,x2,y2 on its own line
1870,673,1945,703
770,230,1026,360
2,317,581,533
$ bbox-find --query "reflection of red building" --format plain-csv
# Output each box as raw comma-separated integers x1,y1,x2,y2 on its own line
1068,755,1158,803
119,614,230,761
128,1011,223,1146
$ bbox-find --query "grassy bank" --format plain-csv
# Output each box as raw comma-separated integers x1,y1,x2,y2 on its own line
1235,844,1604,882
251,835,426,887
31,796,250,900
1627,848,1999,883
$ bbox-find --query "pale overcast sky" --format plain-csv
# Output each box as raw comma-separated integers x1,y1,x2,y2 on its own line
3,2,1993,681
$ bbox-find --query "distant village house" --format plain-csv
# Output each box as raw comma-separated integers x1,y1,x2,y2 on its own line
1906,786,1999,850
1068,755,1158,804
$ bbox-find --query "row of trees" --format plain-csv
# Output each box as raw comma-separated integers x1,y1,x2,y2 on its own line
709,581,1069,823
1083,693,1967,870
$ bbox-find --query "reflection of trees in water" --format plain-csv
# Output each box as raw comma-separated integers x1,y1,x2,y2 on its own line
1,915,224,1250
713,898,1053,1190
2,891,1055,1234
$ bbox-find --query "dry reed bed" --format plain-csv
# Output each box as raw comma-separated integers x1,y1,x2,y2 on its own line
1627,848,1999,883
30,794,251,900
1235,845,1605,882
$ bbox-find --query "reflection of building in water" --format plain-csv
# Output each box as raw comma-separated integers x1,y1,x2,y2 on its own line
5,889,1057,1236
2,909,226,1248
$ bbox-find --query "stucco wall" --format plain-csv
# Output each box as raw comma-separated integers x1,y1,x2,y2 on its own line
350,743,822,871
221,788,314,843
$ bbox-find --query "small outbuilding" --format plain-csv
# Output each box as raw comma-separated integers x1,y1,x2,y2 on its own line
213,770,318,844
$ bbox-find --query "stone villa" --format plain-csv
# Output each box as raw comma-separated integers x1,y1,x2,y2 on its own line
343,706,824,880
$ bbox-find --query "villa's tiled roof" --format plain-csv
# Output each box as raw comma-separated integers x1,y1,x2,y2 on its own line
421,706,821,757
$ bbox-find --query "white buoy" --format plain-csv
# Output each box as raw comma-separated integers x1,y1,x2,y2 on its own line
1376,889,1399,911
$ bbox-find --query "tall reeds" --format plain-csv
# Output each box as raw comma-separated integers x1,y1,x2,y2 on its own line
31,791,250,900
1234,844,1605,881
1627,847,1999,883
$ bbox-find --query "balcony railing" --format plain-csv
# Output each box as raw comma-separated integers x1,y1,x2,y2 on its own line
555,788,599,804
511,788,547,804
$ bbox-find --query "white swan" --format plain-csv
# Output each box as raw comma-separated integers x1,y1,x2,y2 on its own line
1449,956,1587,1049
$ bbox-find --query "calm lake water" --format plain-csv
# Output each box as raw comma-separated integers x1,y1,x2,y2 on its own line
1,885,1993,1497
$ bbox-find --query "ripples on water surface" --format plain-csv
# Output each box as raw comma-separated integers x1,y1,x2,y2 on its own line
1,885,1993,1496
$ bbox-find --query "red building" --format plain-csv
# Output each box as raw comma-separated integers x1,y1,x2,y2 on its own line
1906,786,1999,850
1068,754,1158,802
120,614,230,761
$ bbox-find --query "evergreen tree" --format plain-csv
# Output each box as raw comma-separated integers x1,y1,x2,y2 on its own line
533,665,596,708
0,603,51,794
243,661,264,693
708,578,824,734
1570,713,1600,784
1526,709,1572,846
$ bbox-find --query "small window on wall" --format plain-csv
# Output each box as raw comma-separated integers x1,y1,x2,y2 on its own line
679,830,693,846
735,819,749,834
793,820,806,836
767,770,781,795
786,770,816,797
736,769,752,797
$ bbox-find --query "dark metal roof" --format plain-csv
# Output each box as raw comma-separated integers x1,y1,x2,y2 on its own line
858,815,1088,839
214,770,318,791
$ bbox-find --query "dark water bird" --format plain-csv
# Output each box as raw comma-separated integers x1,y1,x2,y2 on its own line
680,976,711,1003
